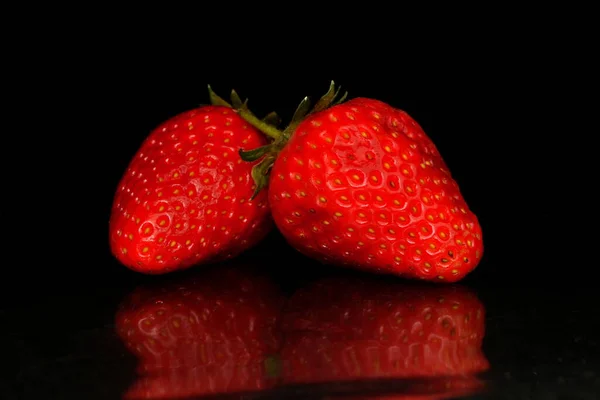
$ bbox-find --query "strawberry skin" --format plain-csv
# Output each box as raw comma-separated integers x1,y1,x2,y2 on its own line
109,105,272,274
266,97,483,282
279,277,488,398
115,263,285,398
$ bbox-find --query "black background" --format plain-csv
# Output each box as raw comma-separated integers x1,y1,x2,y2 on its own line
4,9,598,400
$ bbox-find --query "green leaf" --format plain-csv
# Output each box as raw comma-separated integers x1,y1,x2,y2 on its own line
207,85,231,107
312,80,337,113
230,89,244,109
262,111,281,127
291,96,312,125
249,154,275,200
238,144,272,162
333,90,348,105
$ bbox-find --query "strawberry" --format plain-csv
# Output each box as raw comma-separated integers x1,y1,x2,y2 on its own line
239,82,483,282
279,276,488,399
114,262,285,398
109,87,277,274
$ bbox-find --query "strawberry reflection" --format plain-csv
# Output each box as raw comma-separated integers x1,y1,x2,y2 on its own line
115,268,489,400
280,276,489,399
114,263,285,399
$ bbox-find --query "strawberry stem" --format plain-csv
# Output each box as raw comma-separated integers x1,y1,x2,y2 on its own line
236,80,349,198
236,102,284,140
207,84,283,139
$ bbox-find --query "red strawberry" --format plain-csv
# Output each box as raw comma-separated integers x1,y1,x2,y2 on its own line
279,276,488,399
114,262,285,398
109,88,276,274
240,82,483,282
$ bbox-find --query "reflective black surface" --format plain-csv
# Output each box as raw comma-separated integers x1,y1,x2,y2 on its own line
4,236,599,399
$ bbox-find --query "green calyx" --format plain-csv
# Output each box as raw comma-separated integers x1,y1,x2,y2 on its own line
235,80,348,199
207,85,283,134
206,85,286,200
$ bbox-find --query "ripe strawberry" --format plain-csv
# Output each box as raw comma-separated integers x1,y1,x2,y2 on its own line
240,82,483,282
114,263,285,398
279,276,488,398
109,88,277,274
